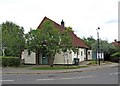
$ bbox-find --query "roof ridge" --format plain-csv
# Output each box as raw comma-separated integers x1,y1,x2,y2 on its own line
37,16,65,30
46,17,65,30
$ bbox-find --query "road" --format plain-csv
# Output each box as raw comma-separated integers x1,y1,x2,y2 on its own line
1,67,119,84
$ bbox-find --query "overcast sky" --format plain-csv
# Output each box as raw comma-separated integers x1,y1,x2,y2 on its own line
0,0,119,43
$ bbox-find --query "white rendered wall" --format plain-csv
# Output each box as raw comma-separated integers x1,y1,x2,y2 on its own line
54,51,73,64
22,50,36,64
87,50,92,60
78,48,86,62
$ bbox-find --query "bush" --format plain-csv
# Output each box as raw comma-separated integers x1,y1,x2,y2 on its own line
0,56,2,67
110,52,120,63
111,52,120,57
1,56,20,67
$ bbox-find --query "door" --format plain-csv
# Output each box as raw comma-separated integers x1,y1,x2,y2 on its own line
42,53,48,64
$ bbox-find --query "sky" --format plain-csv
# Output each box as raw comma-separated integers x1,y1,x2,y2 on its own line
0,0,119,43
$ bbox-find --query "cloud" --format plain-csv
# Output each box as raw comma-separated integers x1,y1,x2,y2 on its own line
0,0,119,42
105,19,118,24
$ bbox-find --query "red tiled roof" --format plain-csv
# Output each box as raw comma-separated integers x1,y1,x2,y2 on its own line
37,17,89,49
112,42,118,46
112,41,120,48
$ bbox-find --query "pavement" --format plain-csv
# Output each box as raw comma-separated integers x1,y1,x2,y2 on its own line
1,61,119,74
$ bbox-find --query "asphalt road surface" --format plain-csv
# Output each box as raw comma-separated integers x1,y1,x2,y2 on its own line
1,67,119,84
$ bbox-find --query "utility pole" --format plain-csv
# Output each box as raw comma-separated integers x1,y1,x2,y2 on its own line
97,27,100,65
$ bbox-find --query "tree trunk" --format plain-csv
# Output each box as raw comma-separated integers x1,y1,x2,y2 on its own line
19,53,21,59
19,50,23,65
36,49,39,65
49,55,55,67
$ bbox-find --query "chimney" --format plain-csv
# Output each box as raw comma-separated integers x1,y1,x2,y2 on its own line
114,39,117,42
61,19,65,27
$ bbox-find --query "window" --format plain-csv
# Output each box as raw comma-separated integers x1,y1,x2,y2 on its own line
84,50,86,55
28,50,31,56
77,49,79,55
88,52,90,55
81,51,83,56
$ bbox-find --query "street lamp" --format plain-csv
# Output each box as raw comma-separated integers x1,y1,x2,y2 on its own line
96,27,100,65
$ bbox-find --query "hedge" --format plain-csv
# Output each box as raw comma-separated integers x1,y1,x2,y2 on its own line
110,52,120,63
111,52,120,57
1,56,20,67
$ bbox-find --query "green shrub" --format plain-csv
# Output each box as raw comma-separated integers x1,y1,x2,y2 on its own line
2,56,20,67
0,56,2,66
110,52,120,63
111,52,120,57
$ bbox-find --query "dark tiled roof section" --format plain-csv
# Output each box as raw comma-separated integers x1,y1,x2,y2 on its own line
69,32,89,48
37,16,89,48
117,41,120,43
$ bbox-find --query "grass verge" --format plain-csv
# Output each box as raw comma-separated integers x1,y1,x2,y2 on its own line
31,65,88,70
87,61,97,65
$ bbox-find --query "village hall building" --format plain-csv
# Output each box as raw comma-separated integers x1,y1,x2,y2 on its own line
22,17,92,65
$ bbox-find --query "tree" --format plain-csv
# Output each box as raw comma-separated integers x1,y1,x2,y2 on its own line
60,27,73,52
83,36,118,61
25,29,44,65
82,36,96,49
2,21,25,58
0,24,2,56
26,20,73,67
99,40,118,61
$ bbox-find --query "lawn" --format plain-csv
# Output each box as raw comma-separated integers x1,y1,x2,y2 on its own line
31,65,88,70
87,61,97,65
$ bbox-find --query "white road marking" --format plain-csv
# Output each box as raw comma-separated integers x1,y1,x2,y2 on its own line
109,72,120,75
60,76,93,80
0,80,14,82
36,76,94,81
36,79,55,81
